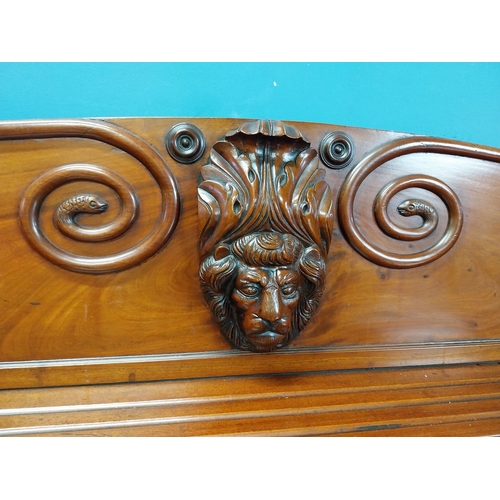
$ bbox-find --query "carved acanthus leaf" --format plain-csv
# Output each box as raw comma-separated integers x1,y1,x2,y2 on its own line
198,120,334,260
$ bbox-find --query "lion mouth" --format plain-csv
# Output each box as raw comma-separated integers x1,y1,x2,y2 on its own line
246,330,285,350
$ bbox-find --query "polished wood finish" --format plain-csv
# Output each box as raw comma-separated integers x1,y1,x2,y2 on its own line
1,363,499,436
4,119,180,274
337,136,500,268
1,117,499,435
199,119,333,351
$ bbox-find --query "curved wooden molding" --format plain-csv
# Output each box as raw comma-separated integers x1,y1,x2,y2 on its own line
3,117,500,438
337,136,500,269
0,119,181,274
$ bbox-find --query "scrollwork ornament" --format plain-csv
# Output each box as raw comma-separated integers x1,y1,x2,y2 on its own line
0,119,181,274
337,136,500,269
198,119,334,352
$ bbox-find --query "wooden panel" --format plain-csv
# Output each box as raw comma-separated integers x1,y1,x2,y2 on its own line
1,117,499,435
1,363,499,436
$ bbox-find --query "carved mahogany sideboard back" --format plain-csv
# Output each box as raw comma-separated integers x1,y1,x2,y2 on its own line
1,117,500,436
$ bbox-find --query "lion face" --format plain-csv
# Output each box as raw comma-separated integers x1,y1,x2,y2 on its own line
199,232,326,352
231,263,301,352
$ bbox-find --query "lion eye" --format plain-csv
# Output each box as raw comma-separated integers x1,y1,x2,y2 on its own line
239,285,260,297
281,284,297,296
89,200,97,208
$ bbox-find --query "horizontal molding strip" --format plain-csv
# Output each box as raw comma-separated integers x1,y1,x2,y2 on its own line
3,377,499,418
3,338,500,369
1,339,500,390
2,396,500,437
218,415,500,437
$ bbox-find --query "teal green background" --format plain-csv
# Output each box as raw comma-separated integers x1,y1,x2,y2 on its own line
1,63,499,146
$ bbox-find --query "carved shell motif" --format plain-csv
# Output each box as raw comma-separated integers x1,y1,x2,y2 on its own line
198,119,334,260
198,120,334,353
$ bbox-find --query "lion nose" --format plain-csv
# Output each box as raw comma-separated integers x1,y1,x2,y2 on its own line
259,287,283,325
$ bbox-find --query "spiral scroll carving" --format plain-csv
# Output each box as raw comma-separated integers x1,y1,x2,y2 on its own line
0,119,180,274
338,136,500,269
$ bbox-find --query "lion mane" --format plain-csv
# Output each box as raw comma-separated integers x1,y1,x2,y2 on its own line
199,232,326,351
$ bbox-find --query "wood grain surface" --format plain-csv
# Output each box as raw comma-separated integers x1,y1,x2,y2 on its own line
1,117,499,435
1,363,499,436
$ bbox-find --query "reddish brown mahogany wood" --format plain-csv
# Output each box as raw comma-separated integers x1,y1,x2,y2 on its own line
1,119,180,273
1,363,499,436
198,120,334,352
1,117,500,435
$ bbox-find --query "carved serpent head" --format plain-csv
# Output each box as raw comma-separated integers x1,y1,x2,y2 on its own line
58,194,108,215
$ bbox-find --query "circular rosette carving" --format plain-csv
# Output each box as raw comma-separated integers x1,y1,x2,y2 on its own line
319,131,354,169
338,136,500,269
5,119,181,274
165,122,206,164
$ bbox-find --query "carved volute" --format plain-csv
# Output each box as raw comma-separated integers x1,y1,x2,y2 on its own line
198,120,334,352
4,115,500,437
0,119,181,274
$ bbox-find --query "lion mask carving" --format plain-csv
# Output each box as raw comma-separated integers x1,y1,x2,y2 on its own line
199,232,326,352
